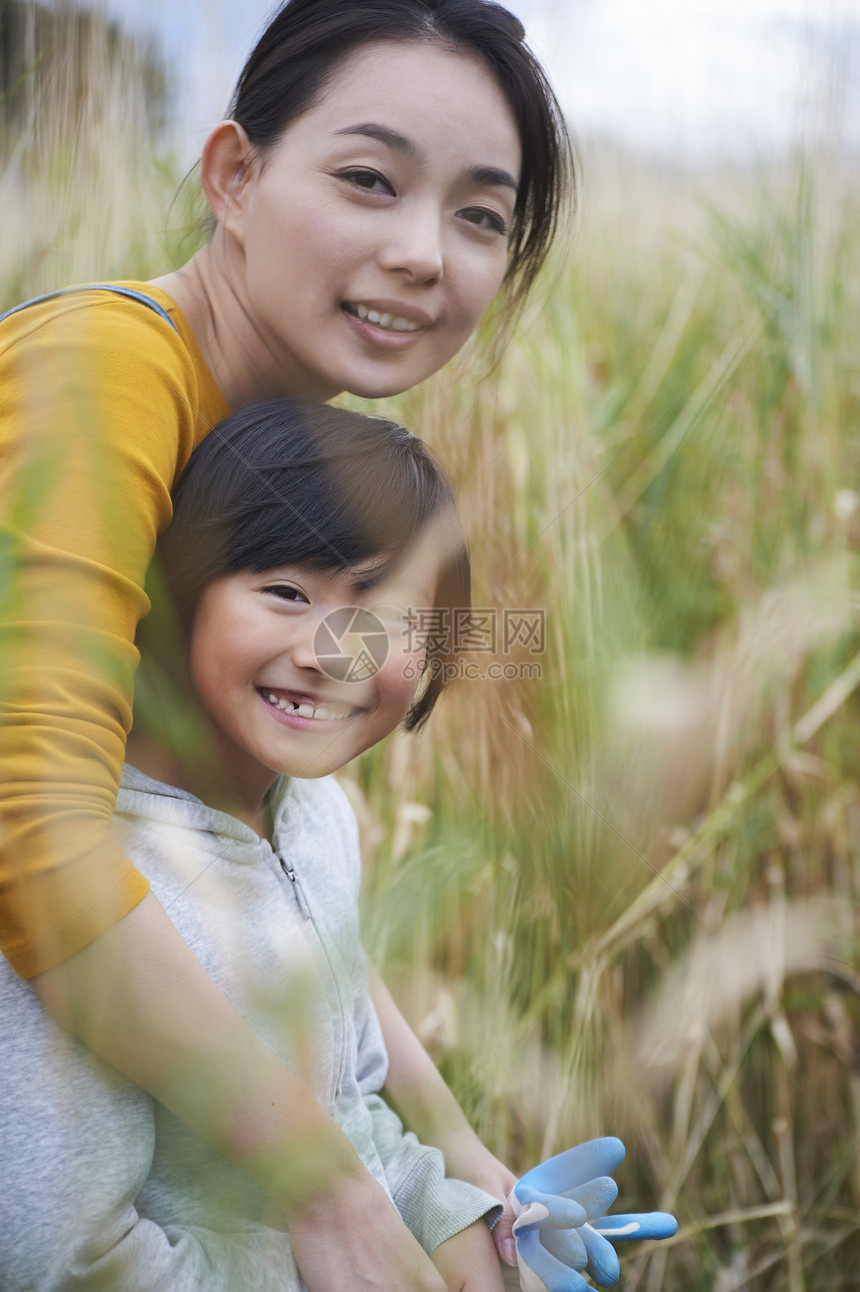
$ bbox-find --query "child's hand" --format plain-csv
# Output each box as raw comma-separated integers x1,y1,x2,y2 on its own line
432,1221,506,1292
512,1138,678,1291
289,1169,446,1292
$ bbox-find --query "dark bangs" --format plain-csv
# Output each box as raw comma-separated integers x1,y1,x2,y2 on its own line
161,399,451,625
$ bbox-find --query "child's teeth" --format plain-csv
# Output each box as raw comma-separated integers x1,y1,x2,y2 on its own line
264,692,351,720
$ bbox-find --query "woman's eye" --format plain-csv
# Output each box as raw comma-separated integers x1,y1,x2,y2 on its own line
264,584,308,604
338,168,395,196
459,206,509,236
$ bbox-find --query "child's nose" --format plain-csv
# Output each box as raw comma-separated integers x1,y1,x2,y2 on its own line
289,626,324,673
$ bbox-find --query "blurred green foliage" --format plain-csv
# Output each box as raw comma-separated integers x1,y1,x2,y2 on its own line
2,4,859,1286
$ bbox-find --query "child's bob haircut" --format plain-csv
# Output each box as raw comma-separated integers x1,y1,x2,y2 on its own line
157,398,471,731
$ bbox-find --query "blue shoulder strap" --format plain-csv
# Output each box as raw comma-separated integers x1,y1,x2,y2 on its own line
0,284,178,333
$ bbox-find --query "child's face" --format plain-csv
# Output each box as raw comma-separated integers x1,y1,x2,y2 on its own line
187,538,437,798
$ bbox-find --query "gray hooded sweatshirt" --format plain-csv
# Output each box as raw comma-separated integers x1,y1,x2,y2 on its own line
0,767,500,1290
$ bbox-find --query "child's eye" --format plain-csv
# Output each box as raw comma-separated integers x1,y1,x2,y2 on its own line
337,168,395,196
263,584,308,605
459,206,509,236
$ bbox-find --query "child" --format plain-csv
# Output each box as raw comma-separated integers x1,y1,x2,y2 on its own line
0,399,504,1291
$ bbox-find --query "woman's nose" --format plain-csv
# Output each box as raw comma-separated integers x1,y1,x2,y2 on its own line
378,205,444,284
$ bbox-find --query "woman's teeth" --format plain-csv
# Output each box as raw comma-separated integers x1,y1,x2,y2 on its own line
349,304,420,333
263,692,352,722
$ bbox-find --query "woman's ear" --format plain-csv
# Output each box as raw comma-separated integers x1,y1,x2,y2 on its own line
200,120,254,244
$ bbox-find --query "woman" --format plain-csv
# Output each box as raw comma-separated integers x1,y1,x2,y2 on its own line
0,2,572,1288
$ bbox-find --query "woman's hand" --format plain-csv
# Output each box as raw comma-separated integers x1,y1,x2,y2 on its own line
433,1129,518,1267
432,1222,505,1292
289,1169,447,1292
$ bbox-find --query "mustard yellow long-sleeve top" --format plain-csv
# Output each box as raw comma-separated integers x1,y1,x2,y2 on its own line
0,284,229,976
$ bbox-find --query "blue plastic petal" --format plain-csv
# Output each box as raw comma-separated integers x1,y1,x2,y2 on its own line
567,1175,619,1221
516,1138,626,1198
580,1224,621,1287
539,1226,589,1271
516,1229,594,1292
513,1186,588,1231
591,1212,679,1242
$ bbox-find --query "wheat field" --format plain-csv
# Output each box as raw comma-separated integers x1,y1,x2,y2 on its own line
2,5,859,1288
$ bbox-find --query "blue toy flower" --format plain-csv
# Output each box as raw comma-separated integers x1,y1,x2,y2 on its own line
511,1138,678,1291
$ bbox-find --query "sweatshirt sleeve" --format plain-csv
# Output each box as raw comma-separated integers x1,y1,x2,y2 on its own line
311,775,503,1250
0,289,225,976
322,778,504,1253
362,1091,503,1254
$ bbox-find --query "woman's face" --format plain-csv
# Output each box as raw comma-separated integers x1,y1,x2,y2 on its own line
227,40,522,401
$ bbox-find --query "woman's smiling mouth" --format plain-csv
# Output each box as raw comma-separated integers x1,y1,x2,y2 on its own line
343,303,422,333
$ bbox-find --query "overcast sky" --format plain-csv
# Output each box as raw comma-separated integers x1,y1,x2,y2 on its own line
101,0,860,163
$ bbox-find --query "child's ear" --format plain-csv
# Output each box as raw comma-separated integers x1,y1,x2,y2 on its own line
200,121,255,246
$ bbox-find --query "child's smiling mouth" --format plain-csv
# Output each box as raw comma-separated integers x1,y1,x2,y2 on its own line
258,688,359,723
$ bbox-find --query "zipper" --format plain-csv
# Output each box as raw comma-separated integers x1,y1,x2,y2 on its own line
274,843,348,1100
278,853,311,920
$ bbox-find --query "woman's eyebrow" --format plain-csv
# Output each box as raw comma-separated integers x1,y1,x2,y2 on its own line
332,123,518,192
333,123,415,155
470,165,518,193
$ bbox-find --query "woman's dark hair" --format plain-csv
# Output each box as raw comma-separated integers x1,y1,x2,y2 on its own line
155,398,470,731
226,0,574,319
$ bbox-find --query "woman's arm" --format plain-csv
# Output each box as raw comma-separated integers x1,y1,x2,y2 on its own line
369,966,519,1267
30,893,352,1204
0,289,217,974
0,294,444,1291
432,1223,507,1292
32,892,446,1292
